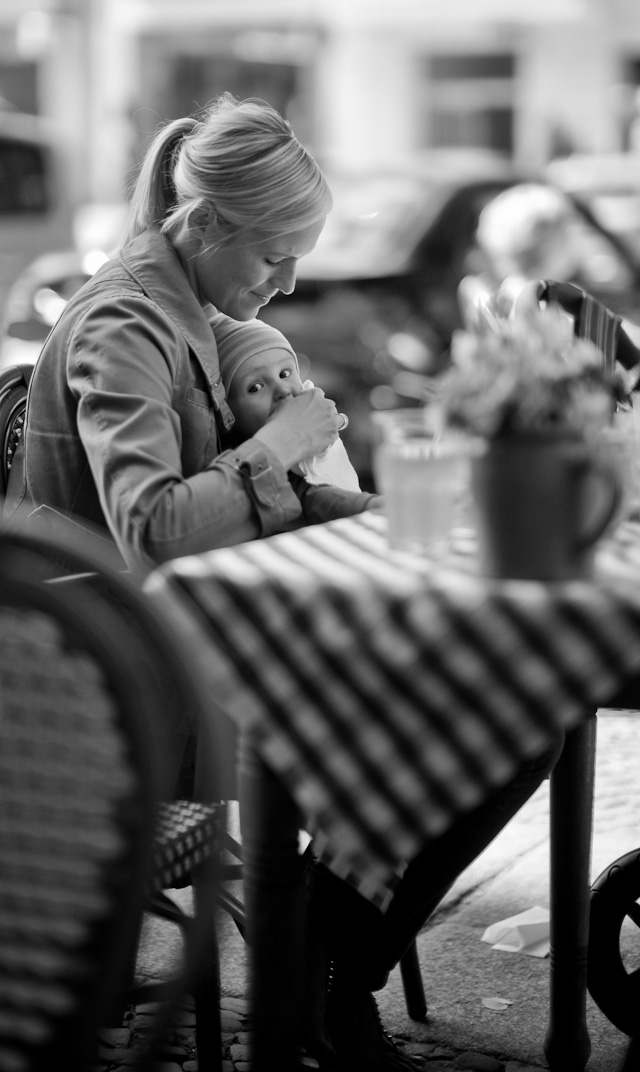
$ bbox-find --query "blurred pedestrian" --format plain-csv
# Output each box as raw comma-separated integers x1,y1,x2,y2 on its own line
476,183,586,296
458,182,588,330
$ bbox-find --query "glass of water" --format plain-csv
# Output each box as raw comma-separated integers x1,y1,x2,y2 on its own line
371,408,474,556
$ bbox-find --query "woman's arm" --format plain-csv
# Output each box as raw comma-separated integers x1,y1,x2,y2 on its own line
69,296,303,563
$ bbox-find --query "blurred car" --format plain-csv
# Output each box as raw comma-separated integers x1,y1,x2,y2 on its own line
0,199,125,368
260,159,640,486
545,152,640,259
3,159,640,490
0,250,99,369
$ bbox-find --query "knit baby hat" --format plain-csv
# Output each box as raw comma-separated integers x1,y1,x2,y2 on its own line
211,312,299,392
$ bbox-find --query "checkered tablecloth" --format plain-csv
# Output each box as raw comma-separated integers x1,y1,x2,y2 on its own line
148,513,640,910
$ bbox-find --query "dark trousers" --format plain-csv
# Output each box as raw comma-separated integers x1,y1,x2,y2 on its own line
309,731,565,990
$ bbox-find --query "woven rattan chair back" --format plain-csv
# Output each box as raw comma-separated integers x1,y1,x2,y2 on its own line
0,545,163,1072
529,279,640,379
0,515,230,1072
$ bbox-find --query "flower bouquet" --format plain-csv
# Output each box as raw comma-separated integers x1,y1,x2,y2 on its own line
439,300,624,441
436,298,626,580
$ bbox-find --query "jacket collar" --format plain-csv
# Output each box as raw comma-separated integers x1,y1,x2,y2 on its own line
120,230,235,430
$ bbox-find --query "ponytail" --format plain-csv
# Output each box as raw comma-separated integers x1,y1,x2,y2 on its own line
121,117,198,246
120,94,331,250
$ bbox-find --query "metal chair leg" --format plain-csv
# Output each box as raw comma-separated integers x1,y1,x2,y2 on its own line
400,940,427,1020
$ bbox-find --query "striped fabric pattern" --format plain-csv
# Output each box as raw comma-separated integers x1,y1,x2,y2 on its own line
542,280,623,374
152,513,640,910
577,294,622,375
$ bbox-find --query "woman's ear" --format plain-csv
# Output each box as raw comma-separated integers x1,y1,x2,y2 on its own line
189,201,214,237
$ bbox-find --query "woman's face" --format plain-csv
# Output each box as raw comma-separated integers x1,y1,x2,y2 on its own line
193,218,326,320
226,346,304,437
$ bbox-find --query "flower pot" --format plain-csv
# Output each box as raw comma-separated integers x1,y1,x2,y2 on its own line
470,435,621,581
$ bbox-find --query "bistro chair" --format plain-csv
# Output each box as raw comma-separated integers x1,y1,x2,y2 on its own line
0,531,169,1070
0,515,236,1072
9,507,426,1015
0,362,32,497
521,278,640,382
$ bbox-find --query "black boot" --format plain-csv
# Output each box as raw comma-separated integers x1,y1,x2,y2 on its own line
301,882,337,1069
326,972,422,1071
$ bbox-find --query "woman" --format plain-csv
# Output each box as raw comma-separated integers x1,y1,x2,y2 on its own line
4,93,377,565
3,94,563,1072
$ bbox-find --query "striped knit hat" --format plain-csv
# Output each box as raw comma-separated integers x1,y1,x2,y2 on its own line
211,312,299,392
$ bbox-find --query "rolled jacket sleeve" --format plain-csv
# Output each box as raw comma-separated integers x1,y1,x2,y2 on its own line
288,473,382,523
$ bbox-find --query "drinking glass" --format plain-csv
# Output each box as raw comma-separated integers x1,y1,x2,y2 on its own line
371,409,473,555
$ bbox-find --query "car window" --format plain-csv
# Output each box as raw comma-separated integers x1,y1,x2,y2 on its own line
297,172,518,282
585,193,640,244
545,154,640,264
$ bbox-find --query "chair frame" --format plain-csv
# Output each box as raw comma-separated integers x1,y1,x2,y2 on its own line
0,363,32,497
0,519,229,1072
0,545,165,1071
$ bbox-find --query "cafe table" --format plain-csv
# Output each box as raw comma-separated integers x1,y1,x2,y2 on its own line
146,510,640,1072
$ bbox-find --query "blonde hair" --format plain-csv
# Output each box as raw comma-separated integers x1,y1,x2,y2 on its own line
122,93,332,248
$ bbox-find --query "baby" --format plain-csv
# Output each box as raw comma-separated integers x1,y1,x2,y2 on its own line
212,313,361,492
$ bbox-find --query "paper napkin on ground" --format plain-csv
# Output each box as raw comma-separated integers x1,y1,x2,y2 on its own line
481,905,550,958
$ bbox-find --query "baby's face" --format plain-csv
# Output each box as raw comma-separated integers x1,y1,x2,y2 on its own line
226,346,304,437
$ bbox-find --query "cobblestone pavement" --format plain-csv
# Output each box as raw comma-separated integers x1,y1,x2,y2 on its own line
95,993,550,1072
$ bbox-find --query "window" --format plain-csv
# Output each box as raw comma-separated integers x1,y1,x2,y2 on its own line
0,136,49,214
423,53,515,154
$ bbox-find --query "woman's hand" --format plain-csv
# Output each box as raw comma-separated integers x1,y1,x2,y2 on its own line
253,387,341,471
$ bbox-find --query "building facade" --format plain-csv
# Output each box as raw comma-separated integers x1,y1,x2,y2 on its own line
1,0,640,210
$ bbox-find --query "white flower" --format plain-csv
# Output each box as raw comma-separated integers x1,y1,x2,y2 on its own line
440,303,621,440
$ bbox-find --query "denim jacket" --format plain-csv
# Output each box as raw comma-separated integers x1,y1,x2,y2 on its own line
4,230,377,564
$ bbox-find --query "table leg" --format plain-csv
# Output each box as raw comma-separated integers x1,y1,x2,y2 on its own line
238,731,306,1072
544,715,597,1072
